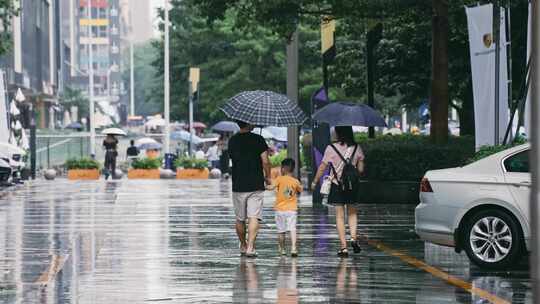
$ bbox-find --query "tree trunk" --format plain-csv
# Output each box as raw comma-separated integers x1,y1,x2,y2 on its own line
459,79,475,136
430,0,449,144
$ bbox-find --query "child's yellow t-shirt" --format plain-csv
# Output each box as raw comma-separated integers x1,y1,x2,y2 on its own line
274,175,302,211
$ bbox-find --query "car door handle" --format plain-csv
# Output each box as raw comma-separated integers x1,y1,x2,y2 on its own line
513,181,531,187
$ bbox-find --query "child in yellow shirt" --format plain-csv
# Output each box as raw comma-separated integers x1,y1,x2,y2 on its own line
267,158,302,257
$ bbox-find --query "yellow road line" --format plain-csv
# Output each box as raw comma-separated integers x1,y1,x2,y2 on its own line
366,239,510,304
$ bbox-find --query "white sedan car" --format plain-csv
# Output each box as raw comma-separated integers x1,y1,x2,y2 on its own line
415,144,530,269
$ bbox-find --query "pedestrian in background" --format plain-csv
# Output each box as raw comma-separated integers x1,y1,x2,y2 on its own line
267,158,302,257
229,120,271,258
311,126,364,257
219,135,231,178
206,141,221,169
126,140,139,160
103,134,119,180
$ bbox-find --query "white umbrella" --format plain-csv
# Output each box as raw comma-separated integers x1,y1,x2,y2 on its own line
265,126,288,142
145,117,166,128
101,127,127,136
15,88,25,102
170,130,204,145
252,128,273,139
135,137,158,147
0,142,26,155
9,100,20,116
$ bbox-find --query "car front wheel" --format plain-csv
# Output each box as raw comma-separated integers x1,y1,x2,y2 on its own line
463,209,523,270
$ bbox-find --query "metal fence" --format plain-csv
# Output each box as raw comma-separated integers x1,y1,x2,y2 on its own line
36,133,91,170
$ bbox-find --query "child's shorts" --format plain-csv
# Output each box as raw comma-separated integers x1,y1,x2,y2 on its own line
275,211,297,233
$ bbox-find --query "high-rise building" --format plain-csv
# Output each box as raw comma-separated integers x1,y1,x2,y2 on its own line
77,0,123,102
121,0,154,44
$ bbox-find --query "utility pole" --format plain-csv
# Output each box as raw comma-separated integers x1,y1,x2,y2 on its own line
129,5,135,117
164,0,170,154
87,0,96,157
287,30,300,178
189,68,200,156
530,1,540,303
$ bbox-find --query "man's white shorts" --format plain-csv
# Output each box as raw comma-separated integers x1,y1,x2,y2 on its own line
233,191,264,221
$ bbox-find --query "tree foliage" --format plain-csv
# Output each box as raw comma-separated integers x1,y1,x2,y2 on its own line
0,0,18,56
156,0,529,140
152,2,323,124
123,41,162,117
59,87,89,119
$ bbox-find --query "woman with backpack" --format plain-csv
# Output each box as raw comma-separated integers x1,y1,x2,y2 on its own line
311,126,364,257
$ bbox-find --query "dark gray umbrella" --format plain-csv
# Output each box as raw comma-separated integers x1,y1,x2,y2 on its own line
65,122,83,130
312,102,387,127
211,121,240,133
220,90,307,126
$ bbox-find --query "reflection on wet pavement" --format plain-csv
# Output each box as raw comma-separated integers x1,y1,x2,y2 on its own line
0,180,532,303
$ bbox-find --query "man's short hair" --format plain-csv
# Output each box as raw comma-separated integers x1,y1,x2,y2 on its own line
130,140,135,145
236,120,249,129
281,158,295,172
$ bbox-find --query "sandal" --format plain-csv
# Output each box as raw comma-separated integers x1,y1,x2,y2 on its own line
337,248,349,257
240,243,247,256
246,251,258,258
351,239,361,253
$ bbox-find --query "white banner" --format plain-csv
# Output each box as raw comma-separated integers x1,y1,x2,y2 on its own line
466,4,509,149
0,70,9,143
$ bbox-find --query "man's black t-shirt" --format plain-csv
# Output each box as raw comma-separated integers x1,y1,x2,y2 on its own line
228,132,268,192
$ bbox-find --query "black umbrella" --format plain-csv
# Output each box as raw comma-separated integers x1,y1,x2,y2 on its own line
211,121,240,133
312,102,387,127
220,90,307,127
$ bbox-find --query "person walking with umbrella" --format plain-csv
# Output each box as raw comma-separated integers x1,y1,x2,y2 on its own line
310,102,386,257
101,128,126,180
221,90,307,258
311,126,364,257
228,121,271,257
103,134,118,180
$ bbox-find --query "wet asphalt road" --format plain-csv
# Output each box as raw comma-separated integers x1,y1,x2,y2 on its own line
0,179,532,303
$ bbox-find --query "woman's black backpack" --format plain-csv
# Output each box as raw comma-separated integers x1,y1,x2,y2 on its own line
330,144,360,195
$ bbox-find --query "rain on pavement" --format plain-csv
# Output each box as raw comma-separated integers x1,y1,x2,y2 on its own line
0,179,532,303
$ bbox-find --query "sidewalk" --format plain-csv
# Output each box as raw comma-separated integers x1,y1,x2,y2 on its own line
0,179,531,303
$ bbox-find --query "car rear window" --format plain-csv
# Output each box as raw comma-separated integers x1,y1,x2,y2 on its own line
504,151,529,173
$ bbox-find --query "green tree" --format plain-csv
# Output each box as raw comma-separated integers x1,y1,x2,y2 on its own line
123,41,162,117
0,0,18,56
152,2,322,124
59,87,89,120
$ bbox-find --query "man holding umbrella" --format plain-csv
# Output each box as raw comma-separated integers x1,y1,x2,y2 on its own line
221,90,307,258
228,121,271,257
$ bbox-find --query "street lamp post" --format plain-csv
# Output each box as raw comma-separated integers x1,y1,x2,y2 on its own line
164,0,170,154
130,38,135,117
530,1,540,303
87,0,96,157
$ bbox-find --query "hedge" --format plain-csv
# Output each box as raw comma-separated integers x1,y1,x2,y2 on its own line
65,158,100,170
175,157,209,169
358,135,475,181
132,158,162,170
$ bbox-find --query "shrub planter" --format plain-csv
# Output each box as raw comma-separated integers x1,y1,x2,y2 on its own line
68,169,100,180
176,168,210,179
128,169,160,179
129,158,161,179
65,158,101,180
356,180,419,204
175,157,209,179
